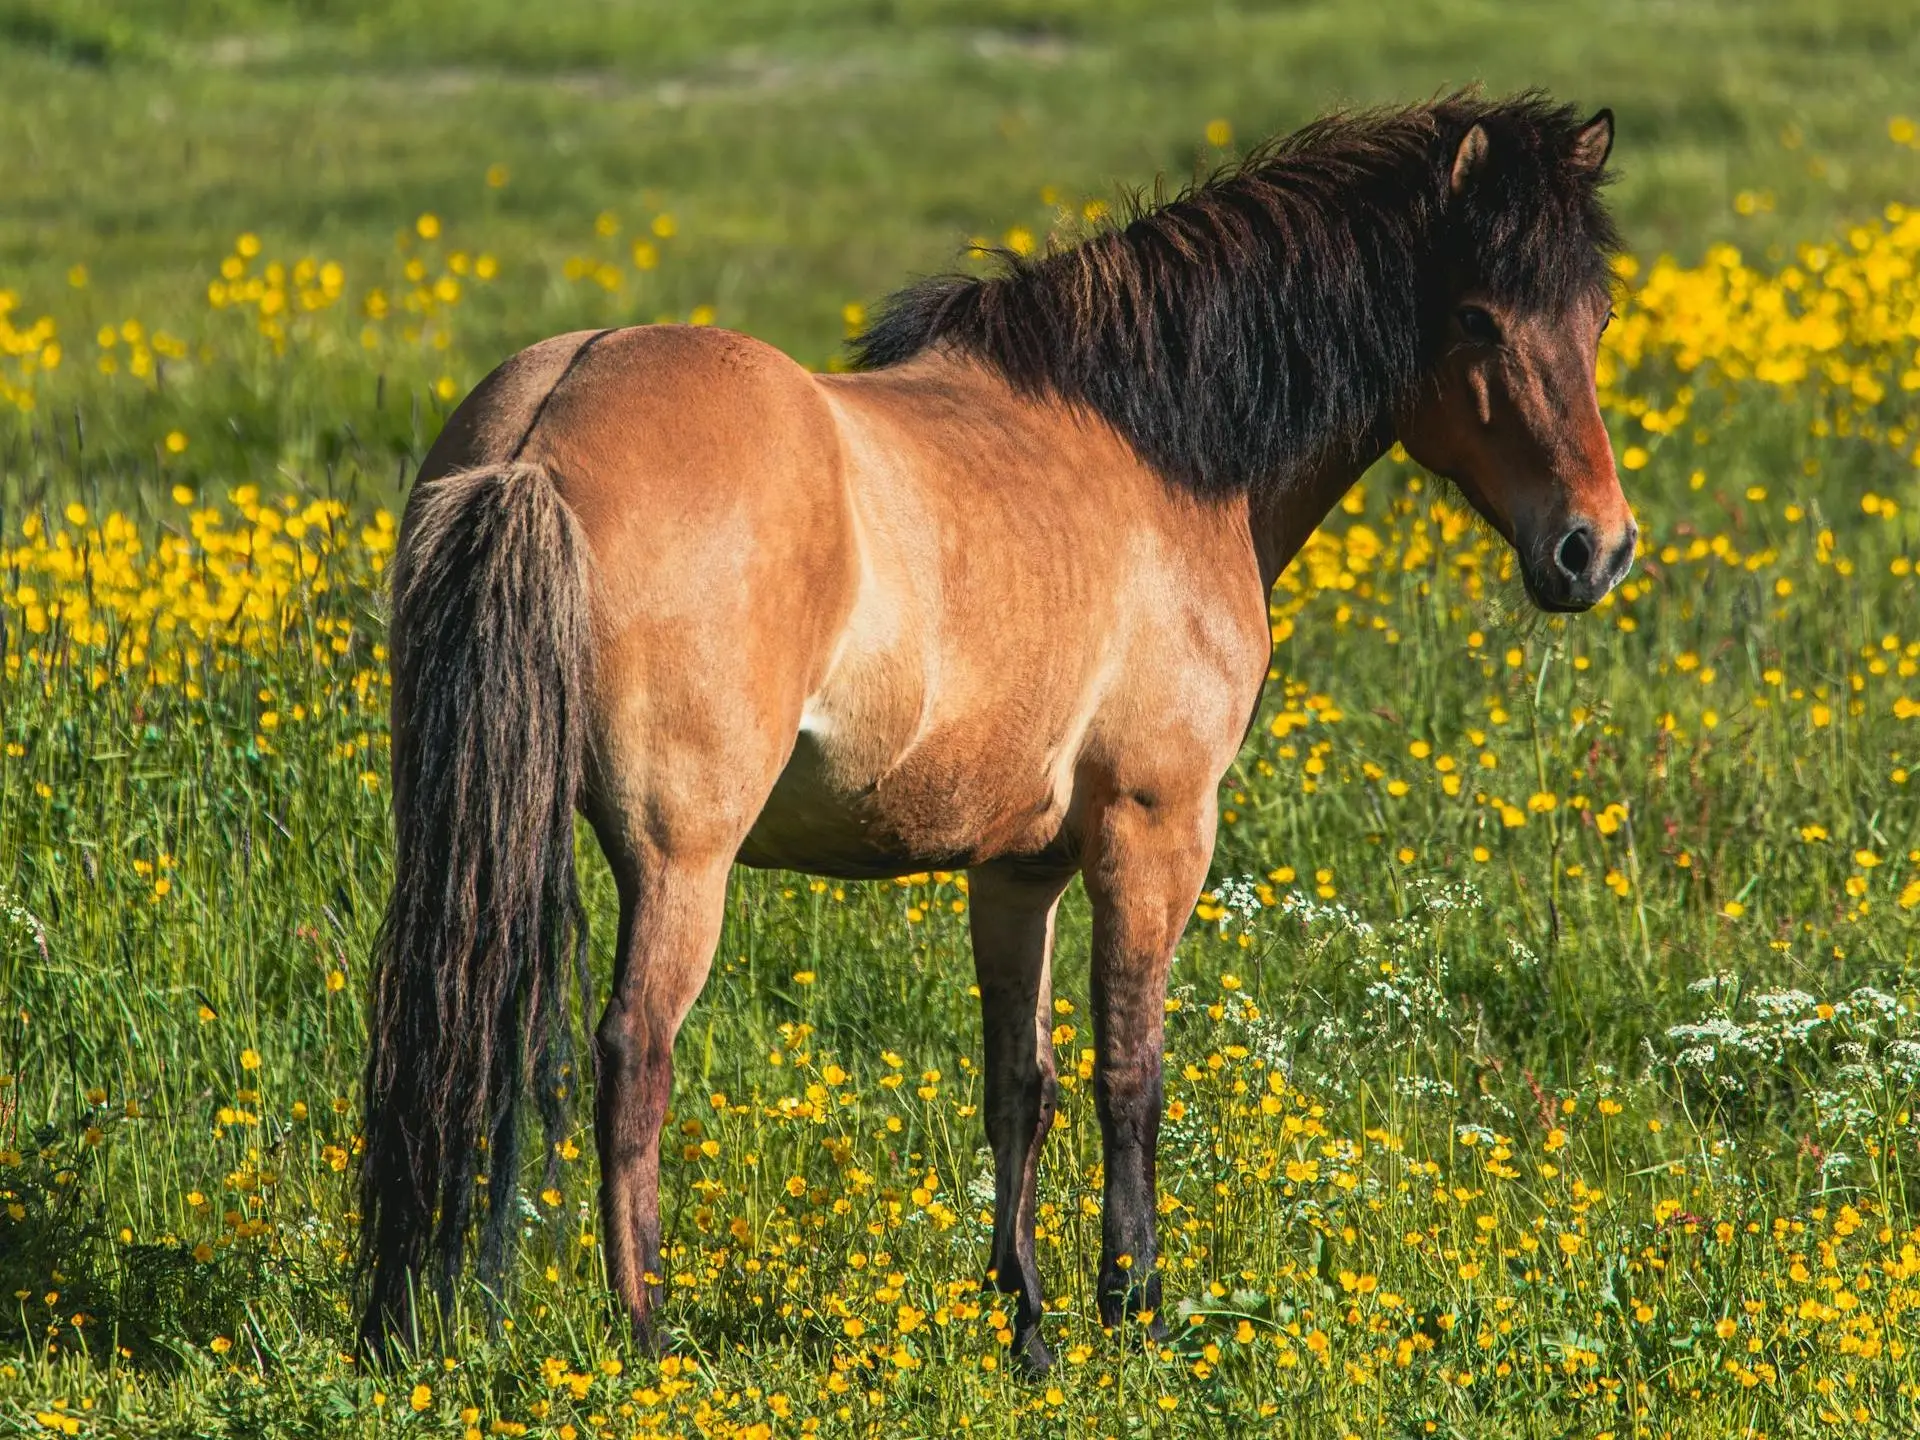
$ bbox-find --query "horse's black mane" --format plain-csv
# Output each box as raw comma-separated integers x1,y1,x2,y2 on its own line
851,93,1620,497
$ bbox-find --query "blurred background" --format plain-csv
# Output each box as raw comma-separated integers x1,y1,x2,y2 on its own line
7,0,1917,368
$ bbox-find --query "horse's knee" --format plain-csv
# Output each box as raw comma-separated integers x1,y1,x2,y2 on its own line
594,1007,636,1073
1096,1057,1163,1138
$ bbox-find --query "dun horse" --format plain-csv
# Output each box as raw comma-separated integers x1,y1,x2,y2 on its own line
359,94,1636,1371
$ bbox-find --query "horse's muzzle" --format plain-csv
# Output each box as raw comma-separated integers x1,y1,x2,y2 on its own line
1525,518,1637,612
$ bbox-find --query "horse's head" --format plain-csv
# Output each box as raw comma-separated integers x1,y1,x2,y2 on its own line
1398,106,1634,613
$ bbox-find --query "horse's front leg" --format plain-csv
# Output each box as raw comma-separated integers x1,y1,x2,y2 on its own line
967,859,1075,1375
1081,784,1214,1338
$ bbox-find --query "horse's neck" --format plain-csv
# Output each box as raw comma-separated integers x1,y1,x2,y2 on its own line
1247,436,1390,593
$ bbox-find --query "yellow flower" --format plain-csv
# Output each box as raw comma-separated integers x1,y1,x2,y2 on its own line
410,1383,433,1412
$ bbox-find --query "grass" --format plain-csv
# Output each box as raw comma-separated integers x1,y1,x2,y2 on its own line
5,2,1920,1436
6,1,1920,370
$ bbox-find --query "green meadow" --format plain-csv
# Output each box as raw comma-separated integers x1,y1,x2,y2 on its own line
4,2,1920,1435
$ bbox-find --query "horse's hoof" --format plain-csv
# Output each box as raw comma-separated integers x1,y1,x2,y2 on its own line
1010,1327,1055,1379
626,1314,667,1358
356,1302,421,1369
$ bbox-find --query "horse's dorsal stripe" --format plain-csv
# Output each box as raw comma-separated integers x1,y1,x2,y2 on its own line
509,327,617,463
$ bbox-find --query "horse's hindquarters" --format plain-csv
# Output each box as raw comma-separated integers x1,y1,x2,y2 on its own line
437,326,862,869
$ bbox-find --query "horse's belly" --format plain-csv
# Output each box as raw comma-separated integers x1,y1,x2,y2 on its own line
737,721,1071,879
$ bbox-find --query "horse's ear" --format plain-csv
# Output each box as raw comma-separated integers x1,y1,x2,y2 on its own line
1571,108,1614,172
1450,123,1490,196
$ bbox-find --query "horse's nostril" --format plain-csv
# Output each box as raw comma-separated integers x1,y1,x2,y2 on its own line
1556,527,1594,578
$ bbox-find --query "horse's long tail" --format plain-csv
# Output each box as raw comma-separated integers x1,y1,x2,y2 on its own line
357,461,591,1354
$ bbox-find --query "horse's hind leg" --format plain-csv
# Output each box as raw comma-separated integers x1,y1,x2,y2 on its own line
969,859,1075,1376
591,842,734,1347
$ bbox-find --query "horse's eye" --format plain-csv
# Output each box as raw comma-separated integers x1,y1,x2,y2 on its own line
1456,305,1500,343
1600,308,1615,333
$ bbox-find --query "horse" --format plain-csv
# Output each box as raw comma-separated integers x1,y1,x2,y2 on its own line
356,92,1635,1373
